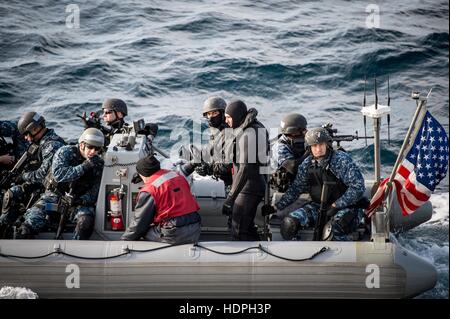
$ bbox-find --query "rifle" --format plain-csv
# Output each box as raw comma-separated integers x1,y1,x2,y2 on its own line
313,181,335,241
77,112,114,136
322,123,374,148
0,143,39,190
55,189,75,239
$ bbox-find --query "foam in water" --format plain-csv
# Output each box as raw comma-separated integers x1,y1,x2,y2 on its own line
0,286,38,299
397,192,449,299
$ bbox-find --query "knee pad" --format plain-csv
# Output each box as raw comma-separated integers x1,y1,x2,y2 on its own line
2,190,14,213
280,216,300,240
334,212,355,234
74,215,94,240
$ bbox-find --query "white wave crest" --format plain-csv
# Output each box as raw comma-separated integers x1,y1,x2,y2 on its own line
0,286,38,299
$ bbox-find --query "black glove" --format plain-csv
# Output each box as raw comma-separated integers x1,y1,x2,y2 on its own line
73,198,86,206
131,172,143,184
222,197,234,216
13,173,24,185
326,207,339,218
195,163,212,176
261,204,276,216
83,156,104,171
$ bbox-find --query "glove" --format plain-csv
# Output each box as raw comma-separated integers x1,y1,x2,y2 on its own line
195,163,212,176
131,172,143,184
83,156,103,171
222,197,234,216
261,204,276,216
13,173,24,185
326,207,339,218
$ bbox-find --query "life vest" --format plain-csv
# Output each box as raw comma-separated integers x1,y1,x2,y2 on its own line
307,152,348,206
139,169,200,224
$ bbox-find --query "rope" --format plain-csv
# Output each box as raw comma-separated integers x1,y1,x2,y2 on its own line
104,162,138,168
0,243,329,262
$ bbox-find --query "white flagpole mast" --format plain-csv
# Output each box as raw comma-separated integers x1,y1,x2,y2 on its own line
384,89,431,232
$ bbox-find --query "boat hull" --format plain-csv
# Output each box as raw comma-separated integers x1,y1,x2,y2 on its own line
0,240,436,298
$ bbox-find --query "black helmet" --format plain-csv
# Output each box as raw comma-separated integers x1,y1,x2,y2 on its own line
280,113,307,135
17,112,45,136
202,96,226,117
102,98,128,116
305,127,332,147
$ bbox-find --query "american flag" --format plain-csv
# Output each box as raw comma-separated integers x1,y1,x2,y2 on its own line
366,111,449,216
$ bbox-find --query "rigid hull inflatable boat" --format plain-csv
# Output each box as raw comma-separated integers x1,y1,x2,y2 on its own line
0,93,439,298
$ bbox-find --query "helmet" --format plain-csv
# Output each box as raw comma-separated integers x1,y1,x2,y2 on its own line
17,112,45,136
102,98,128,116
280,113,307,135
202,96,226,117
305,127,332,147
78,128,104,147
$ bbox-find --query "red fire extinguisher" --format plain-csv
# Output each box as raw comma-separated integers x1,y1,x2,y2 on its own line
109,192,124,231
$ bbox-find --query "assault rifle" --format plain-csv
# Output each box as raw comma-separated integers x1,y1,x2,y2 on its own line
77,111,114,136
55,189,75,239
0,143,39,190
322,123,373,148
313,181,335,241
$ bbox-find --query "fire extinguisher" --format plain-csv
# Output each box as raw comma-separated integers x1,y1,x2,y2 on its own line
108,191,124,231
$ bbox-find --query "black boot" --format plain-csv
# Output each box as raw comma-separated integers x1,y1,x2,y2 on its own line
15,224,34,239
280,216,300,240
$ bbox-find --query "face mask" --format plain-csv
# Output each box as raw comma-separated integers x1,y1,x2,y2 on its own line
207,114,223,128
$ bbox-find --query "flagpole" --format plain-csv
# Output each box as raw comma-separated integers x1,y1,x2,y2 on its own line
384,95,429,231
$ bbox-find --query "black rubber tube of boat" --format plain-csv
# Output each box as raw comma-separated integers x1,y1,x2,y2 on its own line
0,243,329,262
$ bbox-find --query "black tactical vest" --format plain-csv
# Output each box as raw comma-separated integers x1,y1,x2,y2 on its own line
45,145,100,198
307,152,348,205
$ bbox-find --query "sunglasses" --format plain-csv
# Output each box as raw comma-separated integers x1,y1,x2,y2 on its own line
85,143,102,151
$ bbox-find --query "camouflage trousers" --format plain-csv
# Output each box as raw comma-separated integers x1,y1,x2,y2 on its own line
289,202,363,241
0,185,26,226
22,191,95,239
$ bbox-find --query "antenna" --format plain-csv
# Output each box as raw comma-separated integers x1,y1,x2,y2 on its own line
363,76,368,146
387,76,391,145
374,77,378,110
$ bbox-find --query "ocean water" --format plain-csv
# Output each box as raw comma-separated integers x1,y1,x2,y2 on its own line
0,0,448,298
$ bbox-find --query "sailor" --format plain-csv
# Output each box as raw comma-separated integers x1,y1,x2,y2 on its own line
222,100,269,241
270,113,308,192
121,155,201,244
83,98,128,146
272,127,367,241
0,120,30,170
0,112,65,233
16,128,105,239
195,96,233,185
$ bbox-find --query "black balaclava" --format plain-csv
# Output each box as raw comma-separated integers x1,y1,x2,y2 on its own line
208,111,224,129
225,100,248,129
136,156,161,177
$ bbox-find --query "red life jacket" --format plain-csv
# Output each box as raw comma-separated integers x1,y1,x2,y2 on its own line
139,169,200,224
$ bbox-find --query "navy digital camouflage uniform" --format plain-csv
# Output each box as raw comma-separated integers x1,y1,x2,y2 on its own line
0,129,65,226
271,135,297,168
0,120,30,160
275,149,365,241
22,144,103,239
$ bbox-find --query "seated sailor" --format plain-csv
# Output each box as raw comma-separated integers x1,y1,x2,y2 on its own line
270,127,368,241
16,128,104,239
121,155,201,244
0,112,65,237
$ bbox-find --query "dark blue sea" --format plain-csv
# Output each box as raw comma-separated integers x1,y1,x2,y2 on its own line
0,0,448,298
